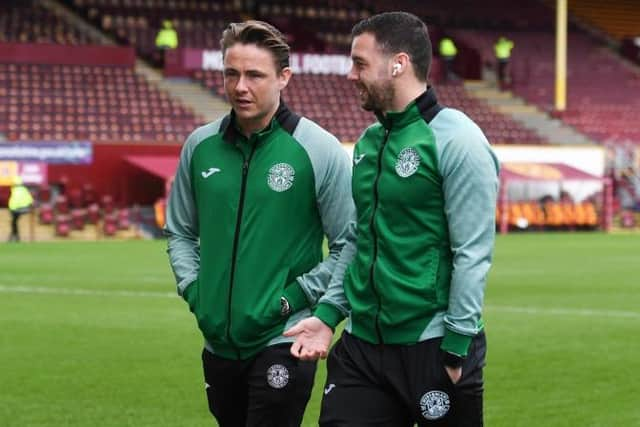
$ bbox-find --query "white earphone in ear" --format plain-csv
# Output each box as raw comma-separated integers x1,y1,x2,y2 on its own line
392,63,401,76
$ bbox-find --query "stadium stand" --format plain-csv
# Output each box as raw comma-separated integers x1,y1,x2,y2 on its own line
565,0,640,41
453,29,640,145
0,0,103,45
0,63,201,142
1,0,638,238
51,0,552,143
498,200,599,231
62,0,243,60
54,0,637,146
373,0,554,31
253,0,372,53
193,69,546,144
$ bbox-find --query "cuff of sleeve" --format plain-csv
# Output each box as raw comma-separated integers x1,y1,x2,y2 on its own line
441,329,473,357
314,302,345,331
283,281,310,312
177,277,196,296
182,279,197,309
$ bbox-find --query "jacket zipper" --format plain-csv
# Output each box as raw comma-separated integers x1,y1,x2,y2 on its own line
369,127,390,344
226,142,257,358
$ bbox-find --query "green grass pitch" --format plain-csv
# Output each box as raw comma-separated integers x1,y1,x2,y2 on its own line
1,233,639,426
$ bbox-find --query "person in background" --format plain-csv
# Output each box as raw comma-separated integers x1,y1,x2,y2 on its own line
495,36,514,89
8,176,34,242
155,19,178,50
154,19,178,67
439,36,458,83
164,20,354,427
285,11,499,426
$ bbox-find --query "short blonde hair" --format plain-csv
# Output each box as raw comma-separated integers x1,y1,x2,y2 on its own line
220,20,290,71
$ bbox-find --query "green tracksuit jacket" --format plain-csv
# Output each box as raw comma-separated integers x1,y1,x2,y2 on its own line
315,88,499,358
165,103,355,360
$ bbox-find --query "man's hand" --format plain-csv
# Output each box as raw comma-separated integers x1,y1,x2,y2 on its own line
283,316,334,361
444,365,462,384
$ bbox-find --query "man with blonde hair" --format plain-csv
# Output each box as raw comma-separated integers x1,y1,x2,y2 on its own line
165,20,354,426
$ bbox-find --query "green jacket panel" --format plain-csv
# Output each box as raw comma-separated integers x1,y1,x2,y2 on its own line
335,88,498,357
166,104,354,359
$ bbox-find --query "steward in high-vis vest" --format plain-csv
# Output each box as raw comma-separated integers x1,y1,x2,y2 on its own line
8,177,34,242
439,37,458,82
495,36,514,87
155,20,178,49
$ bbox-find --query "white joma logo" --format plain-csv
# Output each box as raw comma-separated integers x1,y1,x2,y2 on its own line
324,383,336,395
353,154,366,165
201,167,221,178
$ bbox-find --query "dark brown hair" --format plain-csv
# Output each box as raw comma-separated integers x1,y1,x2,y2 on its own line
352,12,432,82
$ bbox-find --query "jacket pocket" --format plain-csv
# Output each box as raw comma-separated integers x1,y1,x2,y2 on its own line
392,246,439,297
232,268,290,344
378,247,440,317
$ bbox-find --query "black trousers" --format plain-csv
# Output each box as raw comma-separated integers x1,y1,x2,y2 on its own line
442,56,455,83
497,59,510,85
9,210,22,241
320,332,486,426
202,344,317,427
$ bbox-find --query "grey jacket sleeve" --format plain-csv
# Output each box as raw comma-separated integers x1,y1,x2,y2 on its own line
164,124,216,296
313,142,361,329
434,109,500,357
285,119,356,319
314,220,356,329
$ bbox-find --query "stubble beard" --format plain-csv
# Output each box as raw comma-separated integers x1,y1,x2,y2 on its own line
361,79,394,112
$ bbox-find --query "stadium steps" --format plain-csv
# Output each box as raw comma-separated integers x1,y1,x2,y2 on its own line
464,81,596,145
135,63,229,125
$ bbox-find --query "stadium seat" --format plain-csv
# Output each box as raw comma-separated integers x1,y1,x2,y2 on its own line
54,195,70,215
103,213,118,236
117,208,131,230
54,213,71,237
1,63,202,143
38,203,54,225
86,203,101,225
70,208,87,230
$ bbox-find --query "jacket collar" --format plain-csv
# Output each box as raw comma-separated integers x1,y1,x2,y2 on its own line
221,101,301,143
374,86,443,130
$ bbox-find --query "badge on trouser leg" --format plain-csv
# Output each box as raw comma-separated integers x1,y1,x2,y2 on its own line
419,390,451,420
266,364,289,389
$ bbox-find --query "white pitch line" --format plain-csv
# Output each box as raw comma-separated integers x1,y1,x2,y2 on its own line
0,285,176,299
485,305,640,319
0,285,638,319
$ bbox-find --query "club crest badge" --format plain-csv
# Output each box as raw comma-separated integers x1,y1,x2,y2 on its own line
266,364,289,389
267,163,295,192
395,147,420,178
420,390,450,420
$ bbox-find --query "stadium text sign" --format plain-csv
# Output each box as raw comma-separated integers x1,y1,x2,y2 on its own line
202,50,352,75
0,142,93,164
